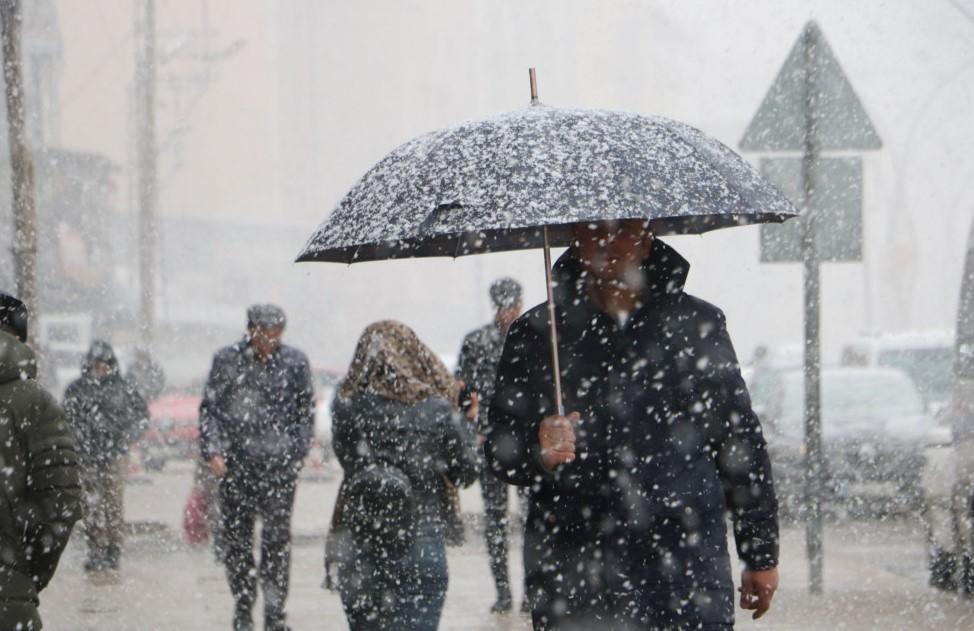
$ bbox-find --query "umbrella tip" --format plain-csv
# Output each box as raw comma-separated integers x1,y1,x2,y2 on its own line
529,67,539,104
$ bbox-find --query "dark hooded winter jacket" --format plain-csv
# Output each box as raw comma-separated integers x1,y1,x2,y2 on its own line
63,342,149,471
199,339,315,471
485,241,778,627
0,330,83,626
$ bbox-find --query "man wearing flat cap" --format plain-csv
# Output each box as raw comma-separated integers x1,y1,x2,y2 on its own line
200,304,315,631
456,278,525,613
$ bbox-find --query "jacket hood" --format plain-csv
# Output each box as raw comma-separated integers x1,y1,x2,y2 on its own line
82,339,119,377
0,329,37,384
552,238,690,309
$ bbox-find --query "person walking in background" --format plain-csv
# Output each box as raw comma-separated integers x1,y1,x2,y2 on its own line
127,346,166,403
63,339,149,573
455,278,524,613
0,292,83,629
331,320,480,631
199,305,315,631
485,220,779,629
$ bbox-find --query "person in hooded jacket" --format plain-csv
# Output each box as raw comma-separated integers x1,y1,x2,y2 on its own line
0,292,83,629
199,304,315,631
331,320,480,631
63,339,149,572
485,220,780,630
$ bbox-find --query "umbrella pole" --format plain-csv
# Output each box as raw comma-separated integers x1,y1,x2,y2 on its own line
543,226,565,416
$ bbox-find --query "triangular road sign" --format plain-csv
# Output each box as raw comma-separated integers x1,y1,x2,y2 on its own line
740,21,882,152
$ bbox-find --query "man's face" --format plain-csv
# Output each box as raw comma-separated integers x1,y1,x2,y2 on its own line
91,361,113,379
570,219,654,284
249,326,284,359
496,302,523,330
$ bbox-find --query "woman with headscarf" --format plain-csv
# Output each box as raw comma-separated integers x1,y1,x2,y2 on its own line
330,320,480,631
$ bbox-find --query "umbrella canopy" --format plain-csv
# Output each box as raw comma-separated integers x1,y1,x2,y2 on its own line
296,104,798,264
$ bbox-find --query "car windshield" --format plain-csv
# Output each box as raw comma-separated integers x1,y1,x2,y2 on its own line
876,347,954,406
776,370,924,439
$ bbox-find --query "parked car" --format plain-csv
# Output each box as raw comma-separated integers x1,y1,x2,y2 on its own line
840,331,954,413
761,366,930,518
745,343,803,413
143,393,202,469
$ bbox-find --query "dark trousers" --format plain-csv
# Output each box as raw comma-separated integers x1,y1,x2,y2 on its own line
523,527,734,631
83,458,125,569
338,523,448,631
220,464,297,625
480,468,511,600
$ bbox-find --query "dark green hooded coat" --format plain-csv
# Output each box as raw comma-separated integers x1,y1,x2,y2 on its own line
0,330,83,628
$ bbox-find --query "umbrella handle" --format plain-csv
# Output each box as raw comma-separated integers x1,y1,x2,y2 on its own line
543,226,565,417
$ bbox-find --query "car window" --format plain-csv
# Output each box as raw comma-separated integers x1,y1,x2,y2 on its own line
876,347,954,406
776,371,924,439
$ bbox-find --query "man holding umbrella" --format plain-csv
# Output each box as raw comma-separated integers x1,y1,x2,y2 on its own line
485,219,779,629
294,72,794,629
455,277,524,613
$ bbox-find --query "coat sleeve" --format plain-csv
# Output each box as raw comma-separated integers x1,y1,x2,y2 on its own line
60,381,85,445
16,383,83,592
198,352,232,461
695,309,779,571
287,353,316,463
484,316,553,487
436,400,481,488
330,396,363,475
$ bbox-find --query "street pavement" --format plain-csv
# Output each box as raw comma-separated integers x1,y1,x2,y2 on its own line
38,459,974,630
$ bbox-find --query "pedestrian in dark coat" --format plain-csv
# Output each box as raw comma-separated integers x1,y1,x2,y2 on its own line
455,277,524,613
199,304,315,631
332,320,480,631
63,339,149,572
127,347,166,402
485,220,780,630
0,294,83,629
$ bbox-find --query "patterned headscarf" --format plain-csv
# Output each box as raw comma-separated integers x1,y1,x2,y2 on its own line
338,320,459,406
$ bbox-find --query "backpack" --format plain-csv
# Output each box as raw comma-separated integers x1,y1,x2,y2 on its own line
343,461,417,557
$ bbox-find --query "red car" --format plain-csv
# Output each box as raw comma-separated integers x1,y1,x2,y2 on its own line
144,393,202,466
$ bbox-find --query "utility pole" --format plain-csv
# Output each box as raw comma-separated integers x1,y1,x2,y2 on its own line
0,0,39,319
136,0,157,345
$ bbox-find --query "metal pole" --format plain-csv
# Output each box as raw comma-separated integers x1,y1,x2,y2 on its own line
137,0,157,346
543,227,565,416
0,0,39,322
801,26,825,595
530,69,564,416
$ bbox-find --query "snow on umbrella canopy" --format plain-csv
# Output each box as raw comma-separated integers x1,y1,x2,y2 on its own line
295,104,798,264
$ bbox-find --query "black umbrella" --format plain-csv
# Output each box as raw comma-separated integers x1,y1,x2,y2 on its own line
297,70,799,412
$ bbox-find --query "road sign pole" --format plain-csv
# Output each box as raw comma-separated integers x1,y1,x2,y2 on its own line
800,26,825,595
740,21,882,597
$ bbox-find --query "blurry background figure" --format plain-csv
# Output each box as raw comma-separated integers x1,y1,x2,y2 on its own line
63,340,149,572
331,320,480,630
198,304,315,631
0,291,83,629
455,277,525,613
127,346,166,403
